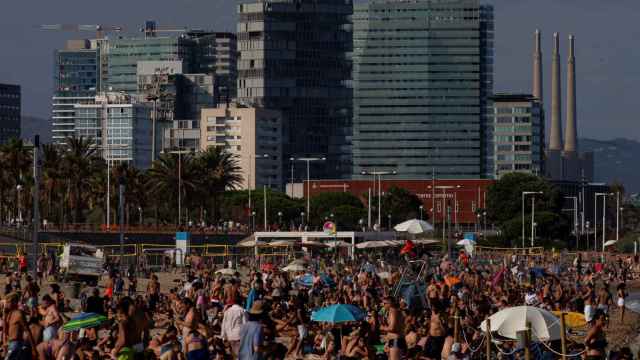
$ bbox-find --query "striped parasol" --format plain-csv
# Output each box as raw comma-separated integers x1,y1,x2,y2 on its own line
63,312,108,332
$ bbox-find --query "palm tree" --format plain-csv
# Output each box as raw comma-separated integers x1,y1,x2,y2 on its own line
41,144,64,224
0,139,32,223
194,147,243,223
61,136,103,223
147,152,197,225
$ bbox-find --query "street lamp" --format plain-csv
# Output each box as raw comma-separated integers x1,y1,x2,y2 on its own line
428,185,460,256
251,211,256,232
359,218,365,232
595,192,614,253
522,191,543,248
293,157,326,224
419,205,424,221
277,211,283,229
387,214,392,230
564,196,579,247
300,212,305,228
289,157,295,197
585,221,590,250
104,143,128,230
164,148,192,226
362,170,398,231
248,154,269,229
15,184,23,225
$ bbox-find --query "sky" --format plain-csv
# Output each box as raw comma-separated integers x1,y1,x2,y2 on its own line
1,0,639,142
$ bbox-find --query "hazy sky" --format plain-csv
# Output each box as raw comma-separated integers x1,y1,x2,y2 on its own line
1,0,639,141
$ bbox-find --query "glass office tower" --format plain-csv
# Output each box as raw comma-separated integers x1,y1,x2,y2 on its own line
52,42,99,144
237,0,353,182
352,0,494,179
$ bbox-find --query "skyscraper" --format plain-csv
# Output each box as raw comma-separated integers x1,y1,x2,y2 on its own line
237,0,353,183
352,0,494,179
0,83,20,144
52,40,100,144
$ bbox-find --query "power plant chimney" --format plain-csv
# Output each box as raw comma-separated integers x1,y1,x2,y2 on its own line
532,29,542,101
549,32,563,151
564,35,577,153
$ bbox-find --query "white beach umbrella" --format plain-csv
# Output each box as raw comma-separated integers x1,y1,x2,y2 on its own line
394,219,434,234
282,263,307,272
456,239,476,246
479,306,561,341
603,240,617,248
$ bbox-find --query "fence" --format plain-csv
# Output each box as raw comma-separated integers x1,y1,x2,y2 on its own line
475,246,544,256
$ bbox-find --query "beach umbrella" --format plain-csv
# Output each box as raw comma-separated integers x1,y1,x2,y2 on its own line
282,263,306,272
296,273,336,288
480,306,561,341
63,313,108,332
603,240,617,248
215,268,236,276
311,304,365,323
456,239,476,246
326,240,350,248
394,219,434,234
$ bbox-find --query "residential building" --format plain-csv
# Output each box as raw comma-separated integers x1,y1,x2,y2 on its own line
0,83,20,144
201,105,282,190
351,0,494,179
52,40,100,144
163,119,200,153
490,94,544,178
73,92,158,168
237,0,353,182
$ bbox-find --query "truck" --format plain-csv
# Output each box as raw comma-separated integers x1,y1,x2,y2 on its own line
59,243,104,285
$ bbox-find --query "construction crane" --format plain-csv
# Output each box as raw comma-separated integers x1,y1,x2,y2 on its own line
140,20,187,38
40,24,123,39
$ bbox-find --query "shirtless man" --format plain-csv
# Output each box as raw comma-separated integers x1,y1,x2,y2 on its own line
583,284,595,323
425,306,447,359
40,295,62,342
3,293,37,359
381,296,405,360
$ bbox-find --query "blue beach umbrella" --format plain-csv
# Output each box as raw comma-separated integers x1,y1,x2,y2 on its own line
296,273,336,288
311,304,365,324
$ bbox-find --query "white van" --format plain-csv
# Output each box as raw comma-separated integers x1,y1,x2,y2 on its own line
59,243,104,285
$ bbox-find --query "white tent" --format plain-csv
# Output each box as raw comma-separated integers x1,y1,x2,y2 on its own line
394,219,434,234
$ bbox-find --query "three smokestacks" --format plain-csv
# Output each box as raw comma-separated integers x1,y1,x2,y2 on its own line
533,30,577,155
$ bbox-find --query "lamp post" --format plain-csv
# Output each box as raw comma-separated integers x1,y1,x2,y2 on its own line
289,157,295,197
428,185,460,255
616,192,620,242
419,205,424,221
164,149,192,226
585,221,590,250
278,211,283,228
104,143,128,231
361,170,397,231
293,157,326,224
15,184,22,225
387,214,392,230
248,154,269,229
595,192,614,253
300,212,305,229
564,196,578,247
522,191,543,248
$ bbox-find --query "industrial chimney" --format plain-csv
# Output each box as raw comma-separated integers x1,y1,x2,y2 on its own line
564,35,577,154
549,32,563,151
532,30,542,101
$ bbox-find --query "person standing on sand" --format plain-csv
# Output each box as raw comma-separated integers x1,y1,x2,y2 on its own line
616,283,627,323
381,296,405,360
3,293,37,360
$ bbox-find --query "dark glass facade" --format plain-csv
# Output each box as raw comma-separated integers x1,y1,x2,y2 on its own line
52,48,99,143
352,0,494,179
0,84,20,144
237,0,353,183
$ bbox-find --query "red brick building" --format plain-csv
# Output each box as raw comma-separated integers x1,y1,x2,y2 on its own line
304,179,494,225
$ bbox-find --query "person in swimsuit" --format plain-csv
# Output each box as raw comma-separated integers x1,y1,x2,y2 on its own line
39,295,62,342
616,283,627,323
3,293,37,360
185,330,208,360
381,296,405,360
584,310,607,360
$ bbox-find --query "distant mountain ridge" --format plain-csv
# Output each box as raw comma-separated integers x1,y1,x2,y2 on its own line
580,138,640,193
